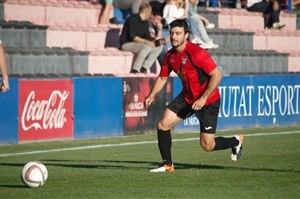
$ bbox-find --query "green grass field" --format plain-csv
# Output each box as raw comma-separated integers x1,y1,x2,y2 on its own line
1,126,300,199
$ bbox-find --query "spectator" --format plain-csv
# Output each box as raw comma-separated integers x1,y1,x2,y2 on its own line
195,13,215,30
148,9,170,66
187,0,219,49
114,0,149,14
246,0,285,29
99,0,114,25
99,0,149,25
163,0,188,26
149,0,166,16
293,0,300,10
0,40,9,93
119,3,163,74
281,0,300,10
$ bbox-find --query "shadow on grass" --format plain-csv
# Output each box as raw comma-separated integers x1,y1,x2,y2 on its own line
1,160,299,174
102,160,300,174
0,185,27,188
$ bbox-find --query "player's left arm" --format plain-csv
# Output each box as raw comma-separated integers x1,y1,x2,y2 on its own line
144,76,168,108
192,66,222,110
201,66,222,100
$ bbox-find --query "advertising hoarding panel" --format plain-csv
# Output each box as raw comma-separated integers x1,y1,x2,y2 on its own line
174,74,300,132
73,77,123,138
122,77,173,135
0,79,19,144
18,80,73,142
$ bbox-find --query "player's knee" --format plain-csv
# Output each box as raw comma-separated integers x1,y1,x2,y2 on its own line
157,121,170,131
200,141,214,152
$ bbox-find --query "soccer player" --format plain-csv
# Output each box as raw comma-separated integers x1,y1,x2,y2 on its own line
144,19,244,172
0,40,9,93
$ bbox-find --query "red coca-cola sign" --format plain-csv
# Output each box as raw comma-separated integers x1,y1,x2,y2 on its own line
19,80,73,142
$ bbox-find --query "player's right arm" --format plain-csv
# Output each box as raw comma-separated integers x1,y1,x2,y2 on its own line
144,76,168,108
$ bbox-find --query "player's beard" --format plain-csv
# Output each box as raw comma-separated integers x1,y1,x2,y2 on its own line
171,38,185,49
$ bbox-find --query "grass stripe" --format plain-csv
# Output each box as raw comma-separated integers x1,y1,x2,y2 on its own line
1,130,300,158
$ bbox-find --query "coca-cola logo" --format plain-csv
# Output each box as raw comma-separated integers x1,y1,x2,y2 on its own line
21,90,69,131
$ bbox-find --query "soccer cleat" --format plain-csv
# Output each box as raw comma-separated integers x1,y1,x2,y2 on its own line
150,164,175,172
231,134,244,161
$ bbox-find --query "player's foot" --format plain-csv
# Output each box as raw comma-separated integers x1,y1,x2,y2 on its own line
231,134,244,161
150,164,174,172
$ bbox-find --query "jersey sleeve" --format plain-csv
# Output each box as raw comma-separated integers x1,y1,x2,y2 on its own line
159,51,172,77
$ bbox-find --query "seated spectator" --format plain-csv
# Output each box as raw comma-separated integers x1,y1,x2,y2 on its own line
114,0,149,14
163,0,187,26
198,15,215,30
187,0,219,49
0,40,9,92
277,0,299,11
99,0,114,25
149,0,166,15
119,3,163,74
148,10,170,66
99,0,149,25
246,0,285,29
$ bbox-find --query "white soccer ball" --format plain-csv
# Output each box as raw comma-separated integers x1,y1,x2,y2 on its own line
21,161,48,188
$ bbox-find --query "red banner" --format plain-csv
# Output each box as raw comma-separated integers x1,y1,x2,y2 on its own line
18,80,73,142
122,77,173,135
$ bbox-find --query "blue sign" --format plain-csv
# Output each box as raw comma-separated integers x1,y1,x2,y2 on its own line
173,74,300,132
73,77,123,139
0,79,19,144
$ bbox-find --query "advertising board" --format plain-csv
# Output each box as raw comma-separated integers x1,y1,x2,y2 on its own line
174,74,300,132
73,77,123,138
122,77,173,135
0,79,19,144
18,79,73,142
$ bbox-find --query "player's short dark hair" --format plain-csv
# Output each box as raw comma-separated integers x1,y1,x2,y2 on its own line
169,19,190,34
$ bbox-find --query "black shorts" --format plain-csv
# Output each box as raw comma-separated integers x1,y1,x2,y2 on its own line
167,93,220,134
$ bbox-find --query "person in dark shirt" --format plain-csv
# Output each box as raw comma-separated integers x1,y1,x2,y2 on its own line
144,19,244,172
247,0,285,29
119,3,163,74
148,10,170,67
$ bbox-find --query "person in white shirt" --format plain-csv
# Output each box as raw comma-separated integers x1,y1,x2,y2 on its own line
0,40,9,93
163,0,187,25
